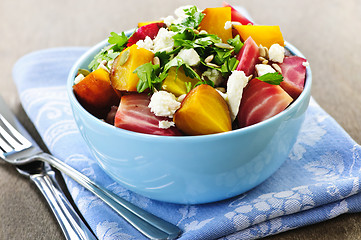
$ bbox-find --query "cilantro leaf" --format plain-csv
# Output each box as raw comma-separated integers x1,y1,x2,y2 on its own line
154,51,171,67
227,35,243,54
163,57,201,81
170,6,204,31
194,78,215,88
88,32,129,71
88,46,120,71
256,72,284,85
134,63,164,93
219,57,239,76
213,48,234,65
108,32,129,51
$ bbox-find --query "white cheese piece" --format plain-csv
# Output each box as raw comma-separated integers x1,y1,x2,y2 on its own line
162,15,176,27
268,44,285,63
202,68,223,86
302,61,309,67
153,28,177,53
215,89,228,102
224,21,232,30
255,64,276,76
136,36,154,52
177,48,200,66
177,94,186,102
148,91,181,118
226,70,249,121
74,74,85,84
159,120,175,129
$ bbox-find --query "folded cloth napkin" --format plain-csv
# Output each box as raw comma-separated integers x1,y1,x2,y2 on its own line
12,47,361,240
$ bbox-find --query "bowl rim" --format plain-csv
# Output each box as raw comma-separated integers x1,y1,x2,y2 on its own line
67,33,312,142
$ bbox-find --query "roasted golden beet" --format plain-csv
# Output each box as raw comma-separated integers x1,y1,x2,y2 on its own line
233,25,284,48
199,7,233,43
161,67,199,97
174,84,231,135
110,45,154,91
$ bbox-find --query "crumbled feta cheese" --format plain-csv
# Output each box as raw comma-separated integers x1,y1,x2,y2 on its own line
136,36,154,51
107,59,114,69
159,120,175,129
255,64,276,76
162,15,176,27
302,61,309,67
268,44,285,63
148,91,181,118
177,94,186,102
224,21,232,30
74,74,85,84
153,28,176,53
97,60,110,72
177,48,200,66
136,28,176,53
202,68,223,86
232,21,242,26
226,70,249,121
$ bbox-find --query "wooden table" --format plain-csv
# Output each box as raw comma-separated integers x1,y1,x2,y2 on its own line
1,0,360,239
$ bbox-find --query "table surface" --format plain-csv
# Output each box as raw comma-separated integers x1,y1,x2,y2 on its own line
1,0,361,239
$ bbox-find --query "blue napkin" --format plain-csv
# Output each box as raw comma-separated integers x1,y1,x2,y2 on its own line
12,47,361,240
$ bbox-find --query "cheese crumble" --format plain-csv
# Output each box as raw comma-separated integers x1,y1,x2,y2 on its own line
148,91,181,118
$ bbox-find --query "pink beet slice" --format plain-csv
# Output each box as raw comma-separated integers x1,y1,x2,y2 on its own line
222,2,253,25
279,56,307,99
236,36,260,76
114,94,182,136
127,22,165,47
237,78,293,128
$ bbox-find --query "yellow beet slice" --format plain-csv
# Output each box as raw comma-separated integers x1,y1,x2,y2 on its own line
199,7,232,43
138,20,164,28
161,67,199,97
233,25,284,48
174,84,232,135
110,45,154,92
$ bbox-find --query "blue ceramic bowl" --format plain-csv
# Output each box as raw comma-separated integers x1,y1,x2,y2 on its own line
67,34,312,204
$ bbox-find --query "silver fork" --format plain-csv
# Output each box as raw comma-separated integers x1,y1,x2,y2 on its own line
14,160,98,240
0,111,181,240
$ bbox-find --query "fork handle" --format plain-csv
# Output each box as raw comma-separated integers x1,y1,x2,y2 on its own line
36,152,181,240
30,172,97,240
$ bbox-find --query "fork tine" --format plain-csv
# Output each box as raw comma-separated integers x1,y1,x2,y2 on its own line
0,122,23,151
0,134,13,153
0,114,32,151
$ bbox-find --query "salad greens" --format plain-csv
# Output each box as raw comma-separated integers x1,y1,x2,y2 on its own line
88,5,283,94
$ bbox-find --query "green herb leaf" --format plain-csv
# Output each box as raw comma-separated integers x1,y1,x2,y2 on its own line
213,48,233,65
88,46,121,71
108,32,129,51
194,78,215,88
227,35,243,54
134,63,164,93
256,72,284,85
219,57,239,76
170,6,204,31
185,82,192,93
